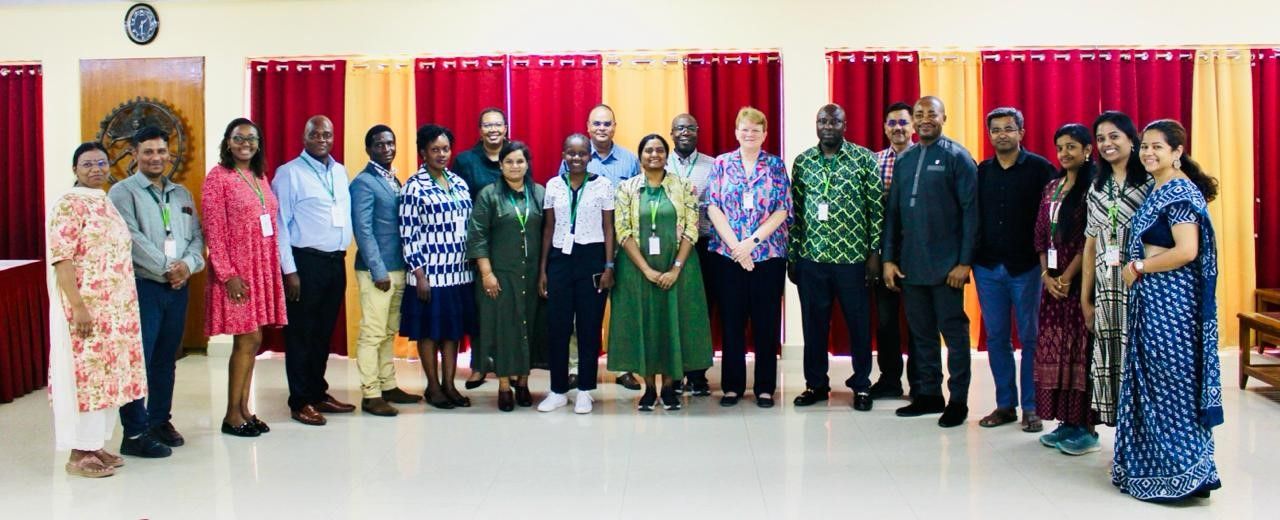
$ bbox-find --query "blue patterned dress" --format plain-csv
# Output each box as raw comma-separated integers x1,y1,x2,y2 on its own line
1112,178,1222,502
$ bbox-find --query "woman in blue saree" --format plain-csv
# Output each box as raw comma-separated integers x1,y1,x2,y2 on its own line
1115,119,1222,502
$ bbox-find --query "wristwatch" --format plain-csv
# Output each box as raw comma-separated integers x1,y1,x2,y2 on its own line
1133,260,1145,274
673,260,684,268
751,236,761,244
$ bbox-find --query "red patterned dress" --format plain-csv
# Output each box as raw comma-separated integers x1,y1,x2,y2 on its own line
202,165,288,335
1033,177,1091,425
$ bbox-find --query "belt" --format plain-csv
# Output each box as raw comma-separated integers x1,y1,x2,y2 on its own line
294,247,346,259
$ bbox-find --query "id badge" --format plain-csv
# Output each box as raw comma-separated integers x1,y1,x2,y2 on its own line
330,205,344,228
1104,240,1121,267
164,237,177,258
648,235,661,255
260,213,274,237
562,233,575,255
743,192,756,210
817,202,830,222
1047,248,1058,269
455,215,467,240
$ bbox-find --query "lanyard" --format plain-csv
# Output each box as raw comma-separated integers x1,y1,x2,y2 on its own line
235,168,266,210
679,154,698,178
1107,177,1120,241
1048,178,1067,239
648,198,660,234
819,154,837,201
562,173,585,234
144,184,172,234
431,170,461,215
507,190,529,233
303,155,336,200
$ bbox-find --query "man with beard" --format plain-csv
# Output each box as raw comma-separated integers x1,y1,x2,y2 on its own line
108,125,205,456
882,96,978,428
972,107,1054,432
788,104,882,411
667,113,716,396
350,125,423,416
272,115,356,426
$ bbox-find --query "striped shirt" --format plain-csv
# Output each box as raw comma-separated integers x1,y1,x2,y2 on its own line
400,167,473,288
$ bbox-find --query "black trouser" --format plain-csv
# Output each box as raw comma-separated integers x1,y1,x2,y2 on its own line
685,237,717,385
902,283,970,403
873,281,918,393
797,259,871,392
717,256,785,396
285,247,346,411
547,244,607,394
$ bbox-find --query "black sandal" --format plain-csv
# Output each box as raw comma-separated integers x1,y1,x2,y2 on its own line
250,415,270,433
425,390,456,409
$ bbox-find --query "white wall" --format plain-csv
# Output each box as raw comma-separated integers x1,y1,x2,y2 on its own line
3,0,1275,348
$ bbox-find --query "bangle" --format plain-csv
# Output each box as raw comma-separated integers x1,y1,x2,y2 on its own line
604,262,615,269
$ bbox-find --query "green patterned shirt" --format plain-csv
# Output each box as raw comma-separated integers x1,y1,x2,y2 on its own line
789,141,883,264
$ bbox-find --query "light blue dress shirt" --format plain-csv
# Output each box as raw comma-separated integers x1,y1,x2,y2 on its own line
272,152,353,274
557,142,640,186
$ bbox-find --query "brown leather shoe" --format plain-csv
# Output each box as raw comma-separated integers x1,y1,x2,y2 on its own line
362,397,398,417
291,404,327,426
382,387,424,404
315,394,356,414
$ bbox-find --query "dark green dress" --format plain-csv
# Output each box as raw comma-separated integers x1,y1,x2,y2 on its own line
467,181,547,376
607,185,713,377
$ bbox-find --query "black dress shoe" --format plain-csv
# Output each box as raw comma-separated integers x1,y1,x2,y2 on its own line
938,402,968,428
867,381,905,400
638,388,657,412
382,387,424,404
250,415,270,433
660,386,681,411
221,421,260,437
616,372,642,390
689,381,712,396
150,421,185,447
362,397,399,417
464,377,487,390
720,394,741,407
120,432,173,458
498,390,515,412
514,386,533,407
895,395,946,417
756,395,775,408
444,390,472,408
425,391,456,410
853,392,873,411
793,387,830,406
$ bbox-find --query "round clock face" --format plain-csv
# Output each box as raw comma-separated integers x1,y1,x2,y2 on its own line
125,3,159,45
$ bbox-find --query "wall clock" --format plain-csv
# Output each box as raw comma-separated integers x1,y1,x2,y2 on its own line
124,3,159,45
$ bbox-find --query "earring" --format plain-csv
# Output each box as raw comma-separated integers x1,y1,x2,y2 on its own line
1173,158,1182,169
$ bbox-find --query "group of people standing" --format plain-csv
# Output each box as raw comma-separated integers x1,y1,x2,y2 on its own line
46,95,1223,502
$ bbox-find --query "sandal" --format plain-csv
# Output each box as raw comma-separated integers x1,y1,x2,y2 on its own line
979,408,1018,428
1021,412,1044,433
94,449,125,468
65,452,115,478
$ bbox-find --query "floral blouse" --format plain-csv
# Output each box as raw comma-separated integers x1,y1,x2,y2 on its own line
614,173,699,245
705,149,793,262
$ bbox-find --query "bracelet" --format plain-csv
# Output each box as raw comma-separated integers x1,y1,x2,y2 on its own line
604,262,615,269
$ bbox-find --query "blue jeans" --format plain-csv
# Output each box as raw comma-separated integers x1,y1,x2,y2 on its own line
120,279,188,437
973,264,1041,412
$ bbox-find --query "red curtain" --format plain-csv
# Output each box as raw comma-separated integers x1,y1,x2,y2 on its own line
828,50,921,151
248,59,348,354
1097,49,1196,145
980,50,1103,159
686,52,784,157
1254,50,1280,289
0,64,45,261
508,55,602,184
415,56,508,163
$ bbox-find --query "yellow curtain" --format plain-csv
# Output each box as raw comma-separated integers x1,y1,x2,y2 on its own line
1191,49,1256,347
918,51,985,344
601,54,689,154
342,58,420,358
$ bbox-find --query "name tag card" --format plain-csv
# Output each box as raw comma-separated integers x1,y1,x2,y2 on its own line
648,235,661,255
743,192,756,210
817,202,830,221
1103,240,1121,267
562,233,575,255
260,214,274,237
331,206,345,228
1047,248,1058,269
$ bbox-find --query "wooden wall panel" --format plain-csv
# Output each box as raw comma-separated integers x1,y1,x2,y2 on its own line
80,57,208,352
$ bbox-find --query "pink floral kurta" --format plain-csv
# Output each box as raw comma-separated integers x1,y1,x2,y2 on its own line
47,188,147,412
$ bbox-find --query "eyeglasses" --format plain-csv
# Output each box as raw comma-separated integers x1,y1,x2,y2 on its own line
480,122,506,130
77,160,109,170
886,119,911,128
589,121,614,128
231,135,260,144
673,124,699,133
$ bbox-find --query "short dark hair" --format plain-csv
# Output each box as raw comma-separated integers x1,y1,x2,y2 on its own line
499,141,531,164
563,133,590,150
364,124,394,148
72,142,108,166
131,126,169,147
416,124,454,152
218,117,266,177
636,134,670,159
478,107,507,127
985,107,1024,130
884,102,912,119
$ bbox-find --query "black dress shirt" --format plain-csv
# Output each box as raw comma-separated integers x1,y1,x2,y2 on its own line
975,149,1055,274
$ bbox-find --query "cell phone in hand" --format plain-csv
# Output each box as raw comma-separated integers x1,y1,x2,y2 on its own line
592,272,602,289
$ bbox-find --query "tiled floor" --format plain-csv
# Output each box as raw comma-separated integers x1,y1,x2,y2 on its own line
0,351,1275,519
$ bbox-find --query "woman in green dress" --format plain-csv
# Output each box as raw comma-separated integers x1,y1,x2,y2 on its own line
607,134,713,411
467,141,546,411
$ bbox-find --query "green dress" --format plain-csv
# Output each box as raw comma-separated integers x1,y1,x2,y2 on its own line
467,182,547,377
607,185,713,377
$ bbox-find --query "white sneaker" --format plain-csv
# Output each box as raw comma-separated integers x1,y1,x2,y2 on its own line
537,392,568,412
574,391,594,414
